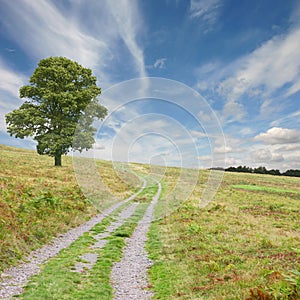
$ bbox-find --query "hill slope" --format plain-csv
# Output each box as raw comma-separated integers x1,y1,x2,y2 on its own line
146,167,300,299
0,144,138,272
1,145,299,298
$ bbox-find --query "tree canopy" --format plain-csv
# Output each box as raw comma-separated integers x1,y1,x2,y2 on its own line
225,165,300,177
6,56,107,166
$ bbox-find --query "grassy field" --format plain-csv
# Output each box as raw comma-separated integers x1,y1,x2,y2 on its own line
0,144,139,272
146,168,300,299
1,145,300,299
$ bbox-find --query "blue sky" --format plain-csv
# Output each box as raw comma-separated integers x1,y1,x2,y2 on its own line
0,0,300,171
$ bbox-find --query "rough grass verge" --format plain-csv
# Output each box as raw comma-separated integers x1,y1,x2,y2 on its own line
232,184,300,195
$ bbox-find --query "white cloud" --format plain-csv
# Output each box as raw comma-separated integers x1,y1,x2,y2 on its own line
197,110,214,123
196,61,220,75
153,58,166,69
147,58,167,70
254,127,300,145
272,153,285,162
106,0,146,78
0,0,147,87
286,79,300,96
0,0,107,69
213,146,233,154
0,95,22,132
197,153,231,169
93,112,203,168
218,26,300,100
190,0,222,31
239,127,254,136
195,20,300,127
197,155,211,161
270,110,300,127
190,130,207,139
221,99,246,123
277,144,300,152
246,141,298,168
224,157,240,166
0,59,26,133
0,59,25,97
259,98,283,119
250,148,272,162
211,132,300,171
196,128,300,172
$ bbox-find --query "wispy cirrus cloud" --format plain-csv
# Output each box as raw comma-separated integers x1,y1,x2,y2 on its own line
189,0,222,32
270,110,300,128
194,17,300,125
218,26,300,101
146,58,167,70
0,59,25,98
0,59,26,131
153,58,166,69
106,0,146,78
0,0,106,69
0,0,147,85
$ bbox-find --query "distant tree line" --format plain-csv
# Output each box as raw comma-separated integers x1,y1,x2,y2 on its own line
224,166,300,177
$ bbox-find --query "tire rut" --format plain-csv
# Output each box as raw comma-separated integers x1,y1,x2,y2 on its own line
111,181,162,300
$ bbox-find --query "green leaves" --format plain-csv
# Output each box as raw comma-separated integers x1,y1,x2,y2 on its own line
6,56,107,166
6,103,39,138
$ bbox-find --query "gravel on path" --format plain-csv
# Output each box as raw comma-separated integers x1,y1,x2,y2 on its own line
0,179,146,300
111,181,162,300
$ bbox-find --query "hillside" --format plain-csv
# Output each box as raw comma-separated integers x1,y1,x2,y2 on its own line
0,144,139,272
147,166,300,299
0,145,299,299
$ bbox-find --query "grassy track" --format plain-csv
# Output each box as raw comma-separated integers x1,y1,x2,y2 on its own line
147,169,300,299
18,183,158,299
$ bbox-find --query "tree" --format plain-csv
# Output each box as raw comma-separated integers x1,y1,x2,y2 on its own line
268,169,281,176
253,166,267,174
283,169,300,177
6,57,107,166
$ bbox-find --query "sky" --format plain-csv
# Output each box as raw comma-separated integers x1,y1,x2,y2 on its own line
0,0,300,171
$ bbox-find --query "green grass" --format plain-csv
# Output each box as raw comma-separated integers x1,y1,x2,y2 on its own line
232,184,300,195
146,170,300,299
0,144,139,272
133,177,158,202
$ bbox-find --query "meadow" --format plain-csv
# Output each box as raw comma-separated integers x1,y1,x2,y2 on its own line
146,167,300,299
0,144,299,299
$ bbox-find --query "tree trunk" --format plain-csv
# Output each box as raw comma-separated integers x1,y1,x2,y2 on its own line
54,154,62,166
